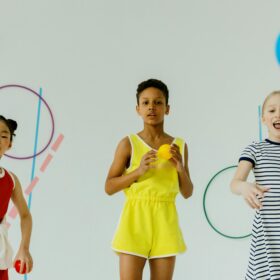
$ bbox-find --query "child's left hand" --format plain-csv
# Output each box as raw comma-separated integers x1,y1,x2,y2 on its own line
169,144,184,173
13,248,33,274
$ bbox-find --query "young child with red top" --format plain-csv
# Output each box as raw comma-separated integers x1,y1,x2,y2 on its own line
0,115,33,280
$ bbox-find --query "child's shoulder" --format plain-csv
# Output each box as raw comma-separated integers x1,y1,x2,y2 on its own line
242,140,270,156
118,135,130,144
115,135,132,155
117,136,131,148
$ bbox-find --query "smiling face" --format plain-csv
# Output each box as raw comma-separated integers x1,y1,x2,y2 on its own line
136,87,170,125
262,93,280,142
0,120,12,158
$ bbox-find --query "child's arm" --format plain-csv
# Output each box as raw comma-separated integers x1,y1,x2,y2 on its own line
170,143,193,199
105,137,157,195
10,172,33,274
230,161,269,209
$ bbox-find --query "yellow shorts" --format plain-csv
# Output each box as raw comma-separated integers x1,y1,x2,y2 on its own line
112,197,186,259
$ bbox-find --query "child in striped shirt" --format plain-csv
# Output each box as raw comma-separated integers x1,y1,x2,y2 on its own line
231,91,280,280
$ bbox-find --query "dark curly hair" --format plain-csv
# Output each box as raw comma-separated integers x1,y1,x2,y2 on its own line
136,79,169,105
0,115,17,141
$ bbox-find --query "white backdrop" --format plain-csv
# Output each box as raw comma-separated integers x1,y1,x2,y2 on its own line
0,0,280,279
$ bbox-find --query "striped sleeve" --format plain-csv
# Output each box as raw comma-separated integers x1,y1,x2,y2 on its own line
239,142,257,167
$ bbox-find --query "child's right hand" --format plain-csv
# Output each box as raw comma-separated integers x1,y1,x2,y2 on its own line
137,150,157,176
13,248,33,274
240,182,270,209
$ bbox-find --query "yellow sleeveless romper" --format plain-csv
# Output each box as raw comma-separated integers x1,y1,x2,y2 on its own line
112,134,186,259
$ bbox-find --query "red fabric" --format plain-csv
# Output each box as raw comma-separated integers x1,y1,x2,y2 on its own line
0,270,8,280
0,168,14,220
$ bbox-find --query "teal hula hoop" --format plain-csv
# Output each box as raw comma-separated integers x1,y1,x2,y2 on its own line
203,165,251,239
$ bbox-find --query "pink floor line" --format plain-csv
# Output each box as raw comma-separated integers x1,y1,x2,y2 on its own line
51,133,64,152
25,176,40,195
40,154,53,172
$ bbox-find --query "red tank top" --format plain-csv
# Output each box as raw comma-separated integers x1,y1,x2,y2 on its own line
0,168,14,220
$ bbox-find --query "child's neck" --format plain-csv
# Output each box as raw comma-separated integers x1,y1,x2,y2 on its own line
141,124,165,140
268,134,280,143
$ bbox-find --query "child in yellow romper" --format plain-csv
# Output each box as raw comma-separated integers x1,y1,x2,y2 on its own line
105,79,193,280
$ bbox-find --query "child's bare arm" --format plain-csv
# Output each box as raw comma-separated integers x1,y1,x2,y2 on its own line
231,161,269,209
170,143,193,199
11,173,33,273
105,137,156,195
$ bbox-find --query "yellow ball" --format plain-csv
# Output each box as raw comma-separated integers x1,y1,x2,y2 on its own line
157,144,172,160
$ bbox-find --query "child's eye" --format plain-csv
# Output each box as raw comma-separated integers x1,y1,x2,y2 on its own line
269,110,275,113
142,101,149,105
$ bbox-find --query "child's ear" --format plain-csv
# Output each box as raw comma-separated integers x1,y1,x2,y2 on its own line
8,141,12,149
136,105,140,116
165,105,170,115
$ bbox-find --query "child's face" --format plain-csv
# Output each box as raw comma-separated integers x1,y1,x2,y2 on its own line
136,87,169,125
0,121,12,158
262,94,280,141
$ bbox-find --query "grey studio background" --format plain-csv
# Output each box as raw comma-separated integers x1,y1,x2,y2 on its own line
0,0,280,279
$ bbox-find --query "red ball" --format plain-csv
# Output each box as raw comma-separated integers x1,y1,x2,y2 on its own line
14,260,27,274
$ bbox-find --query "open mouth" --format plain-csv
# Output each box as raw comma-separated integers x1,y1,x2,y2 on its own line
273,121,280,129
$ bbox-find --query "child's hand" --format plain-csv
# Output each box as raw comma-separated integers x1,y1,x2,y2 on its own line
240,182,270,209
13,248,33,274
137,150,157,176
169,144,184,173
